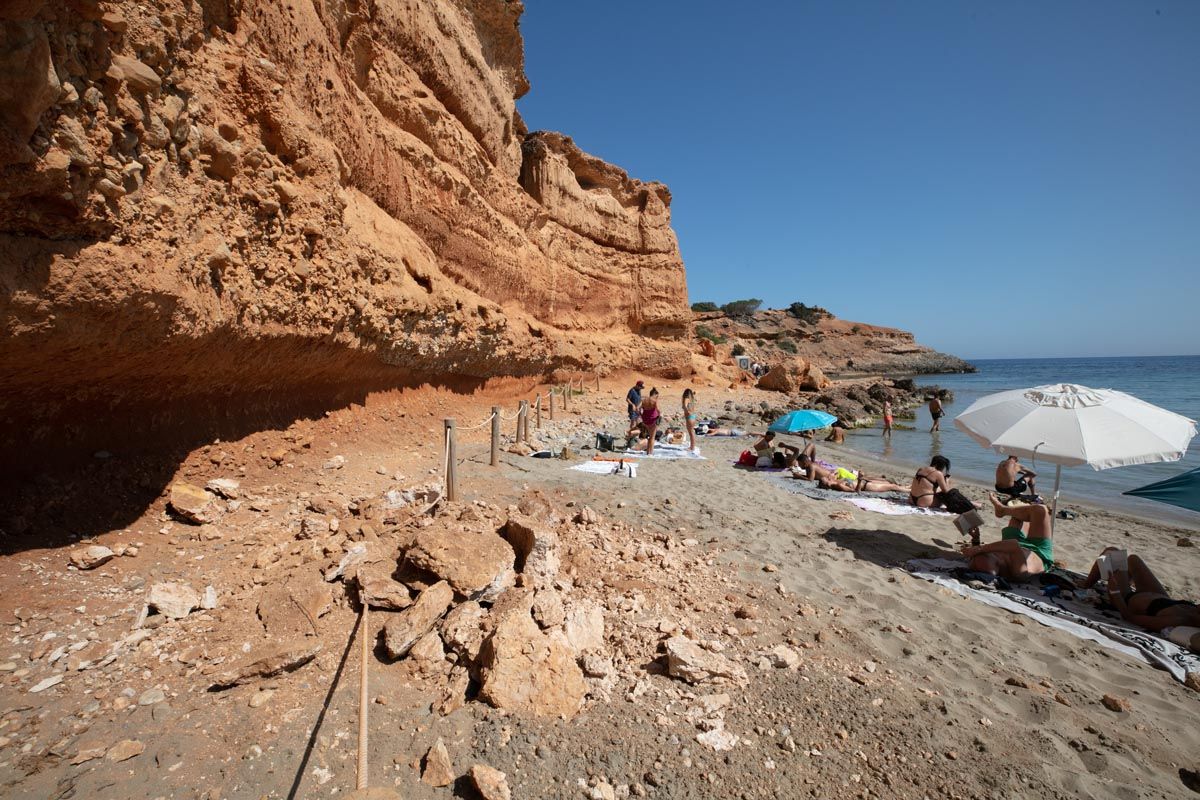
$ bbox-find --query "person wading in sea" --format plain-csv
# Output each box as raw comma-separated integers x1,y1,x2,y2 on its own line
928,395,944,433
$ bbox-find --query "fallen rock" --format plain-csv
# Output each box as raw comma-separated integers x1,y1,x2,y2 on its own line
506,442,533,456
70,545,115,570
531,589,566,629
664,637,748,685
105,739,144,762
147,582,202,619
168,482,220,524
408,630,447,671
404,527,514,601
257,571,330,637
1102,694,1131,713
502,514,561,588
209,641,322,689
470,764,512,800
421,738,454,787
206,478,241,499
1178,537,1195,548
478,592,587,718
696,725,740,752
29,675,63,693
323,455,346,470
580,653,613,678
441,600,488,662
356,570,412,611
106,55,160,95
563,601,605,653
574,506,601,526
767,644,802,670
383,581,454,659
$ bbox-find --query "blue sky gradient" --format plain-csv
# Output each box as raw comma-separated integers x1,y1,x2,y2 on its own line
516,2,1200,360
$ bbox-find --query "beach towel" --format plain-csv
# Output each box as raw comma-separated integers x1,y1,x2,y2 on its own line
619,443,705,460
764,474,953,515
905,558,1200,684
570,460,638,478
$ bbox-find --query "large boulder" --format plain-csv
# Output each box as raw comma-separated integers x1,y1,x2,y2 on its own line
477,591,587,718
382,581,454,659
405,526,514,601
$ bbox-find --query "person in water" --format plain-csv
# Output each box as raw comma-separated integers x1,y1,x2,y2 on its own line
881,400,893,438
824,421,847,444
995,455,1038,499
928,395,944,432
682,388,698,453
1077,549,1200,640
959,494,1055,581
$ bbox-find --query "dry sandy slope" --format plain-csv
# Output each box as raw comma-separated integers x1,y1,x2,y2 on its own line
1,380,1197,799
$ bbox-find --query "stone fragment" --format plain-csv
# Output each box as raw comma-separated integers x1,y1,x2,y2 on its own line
767,645,801,670
502,514,561,587
206,478,240,499
357,570,412,611
440,600,487,662
99,10,128,32
106,55,160,94
106,739,144,762
404,527,514,601
257,570,330,637
580,653,613,678
298,515,329,539
382,581,454,659
199,126,238,180
531,589,566,629
248,688,274,708
147,582,202,619
478,592,587,718
209,641,321,689
563,601,604,653
168,482,220,524
29,674,63,693
421,738,454,787
574,506,600,525
470,764,511,800
70,545,115,570
696,725,739,752
1101,694,1131,713
323,455,345,470
1178,537,1195,548
138,687,165,705
71,745,106,765
408,630,446,671
438,666,470,716
664,637,748,686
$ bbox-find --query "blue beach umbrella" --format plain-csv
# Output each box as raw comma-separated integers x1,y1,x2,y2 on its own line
768,409,837,434
1124,467,1200,515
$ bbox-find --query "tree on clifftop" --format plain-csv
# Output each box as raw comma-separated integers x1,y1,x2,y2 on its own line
787,302,829,325
691,301,719,312
720,298,762,317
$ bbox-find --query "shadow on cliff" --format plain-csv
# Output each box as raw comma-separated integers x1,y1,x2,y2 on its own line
0,334,491,556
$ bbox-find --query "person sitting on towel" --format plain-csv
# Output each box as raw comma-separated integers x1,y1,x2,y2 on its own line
995,455,1038,500
958,495,1055,582
751,431,777,467
1076,549,1200,644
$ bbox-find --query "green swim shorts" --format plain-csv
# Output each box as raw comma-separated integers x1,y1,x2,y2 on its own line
1001,526,1054,569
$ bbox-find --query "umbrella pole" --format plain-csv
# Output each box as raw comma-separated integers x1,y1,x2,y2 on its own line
1050,464,1062,531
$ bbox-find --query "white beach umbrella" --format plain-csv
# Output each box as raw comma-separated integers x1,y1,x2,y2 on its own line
953,383,1198,522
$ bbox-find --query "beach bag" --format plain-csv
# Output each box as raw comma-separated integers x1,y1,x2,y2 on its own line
596,433,616,452
737,450,757,467
939,488,976,515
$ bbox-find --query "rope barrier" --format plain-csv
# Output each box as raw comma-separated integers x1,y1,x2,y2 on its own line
498,408,521,421
456,411,497,431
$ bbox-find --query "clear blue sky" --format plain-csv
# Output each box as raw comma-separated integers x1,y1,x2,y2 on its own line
515,1,1199,360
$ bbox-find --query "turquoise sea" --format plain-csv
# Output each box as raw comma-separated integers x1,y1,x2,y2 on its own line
839,355,1200,527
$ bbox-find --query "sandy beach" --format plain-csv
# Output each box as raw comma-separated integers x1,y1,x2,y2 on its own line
2,376,1197,799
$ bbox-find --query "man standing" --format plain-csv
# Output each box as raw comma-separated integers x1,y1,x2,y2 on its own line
995,454,1038,499
928,395,944,433
626,380,644,427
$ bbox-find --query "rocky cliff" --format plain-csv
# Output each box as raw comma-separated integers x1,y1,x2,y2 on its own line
694,308,974,379
0,0,690,463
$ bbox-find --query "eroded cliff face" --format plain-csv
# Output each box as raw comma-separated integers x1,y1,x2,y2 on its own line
0,0,691,461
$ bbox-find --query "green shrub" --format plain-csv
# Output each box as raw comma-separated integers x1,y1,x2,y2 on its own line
731,343,746,356
719,298,762,317
850,325,861,334
787,302,829,325
696,325,727,345
691,301,719,312
777,338,798,354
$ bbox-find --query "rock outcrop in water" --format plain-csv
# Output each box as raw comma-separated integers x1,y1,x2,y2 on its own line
0,0,690,463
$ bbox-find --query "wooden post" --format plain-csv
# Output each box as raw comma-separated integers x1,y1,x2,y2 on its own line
535,395,542,429
444,418,458,501
513,402,522,441
521,400,531,443
490,405,500,467
549,388,555,420
562,383,569,411
595,371,601,391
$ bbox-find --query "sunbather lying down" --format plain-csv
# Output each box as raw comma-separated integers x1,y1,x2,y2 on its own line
789,452,907,494
1077,548,1200,650
958,495,1055,582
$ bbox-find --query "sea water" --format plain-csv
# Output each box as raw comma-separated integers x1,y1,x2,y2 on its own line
839,355,1200,526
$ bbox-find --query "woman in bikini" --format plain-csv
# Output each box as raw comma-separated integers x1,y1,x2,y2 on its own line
792,452,907,493
1078,549,1200,640
909,456,952,508
640,388,661,455
682,388,697,452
